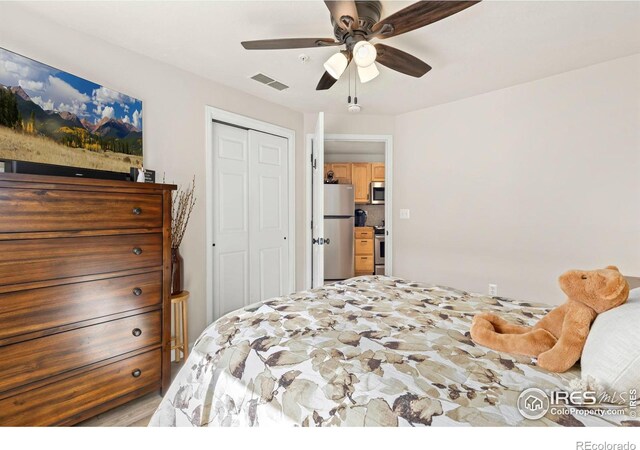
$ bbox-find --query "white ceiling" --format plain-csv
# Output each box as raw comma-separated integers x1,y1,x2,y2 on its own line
15,1,640,115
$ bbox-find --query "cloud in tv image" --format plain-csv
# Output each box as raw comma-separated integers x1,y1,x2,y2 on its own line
0,47,142,173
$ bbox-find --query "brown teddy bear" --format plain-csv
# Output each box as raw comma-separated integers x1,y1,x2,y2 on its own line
470,266,629,372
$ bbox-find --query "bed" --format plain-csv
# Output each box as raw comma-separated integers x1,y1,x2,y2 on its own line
150,276,637,427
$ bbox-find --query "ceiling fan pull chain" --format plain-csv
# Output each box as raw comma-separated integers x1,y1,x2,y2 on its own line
354,69,358,102
347,63,352,104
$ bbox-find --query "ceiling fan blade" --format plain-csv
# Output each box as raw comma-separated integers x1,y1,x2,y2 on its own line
316,71,339,91
374,44,432,78
372,1,480,39
241,38,340,50
324,1,359,30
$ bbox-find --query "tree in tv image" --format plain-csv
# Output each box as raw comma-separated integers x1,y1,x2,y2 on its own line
0,47,142,173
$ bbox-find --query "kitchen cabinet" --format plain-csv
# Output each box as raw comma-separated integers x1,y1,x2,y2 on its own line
351,163,372,204
371,163,385,181
330,163,352,184
354,238,374,255
355,256,374,274
325,162,383,203
354,227,374,275
324,163,352,184
354,227,374,240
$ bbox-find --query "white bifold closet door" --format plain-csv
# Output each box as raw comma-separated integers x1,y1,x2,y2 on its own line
212,122,289,318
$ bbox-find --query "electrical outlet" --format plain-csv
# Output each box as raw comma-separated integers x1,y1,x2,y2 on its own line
488,284,498,296
399,209,410,219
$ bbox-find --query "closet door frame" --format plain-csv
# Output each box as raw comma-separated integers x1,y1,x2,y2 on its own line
205,106,296,323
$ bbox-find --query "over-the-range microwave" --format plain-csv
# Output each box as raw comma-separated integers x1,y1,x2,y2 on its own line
370,181,385,205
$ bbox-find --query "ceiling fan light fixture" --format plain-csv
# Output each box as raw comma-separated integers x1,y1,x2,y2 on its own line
353,41,377,67
357,62,380,83
323,52,348,80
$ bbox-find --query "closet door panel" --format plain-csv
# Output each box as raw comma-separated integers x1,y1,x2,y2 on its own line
248,130,289,304
212,123,250,317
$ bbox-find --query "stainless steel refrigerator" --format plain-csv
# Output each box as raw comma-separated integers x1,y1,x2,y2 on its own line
324,184,355,281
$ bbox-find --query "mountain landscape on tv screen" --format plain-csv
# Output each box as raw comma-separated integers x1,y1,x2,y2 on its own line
0,47,142,173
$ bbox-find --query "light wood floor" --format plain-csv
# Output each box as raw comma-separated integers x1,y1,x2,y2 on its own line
77,361,183,427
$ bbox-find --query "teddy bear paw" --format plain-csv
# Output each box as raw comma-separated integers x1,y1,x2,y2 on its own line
537,351,574,373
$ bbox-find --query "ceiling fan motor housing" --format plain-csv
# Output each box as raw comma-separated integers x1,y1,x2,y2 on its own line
332,0,383,41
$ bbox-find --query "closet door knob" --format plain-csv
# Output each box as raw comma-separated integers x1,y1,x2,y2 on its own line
132,247,143,255
133,287,143,296
132,369,142,378
132,207,142,215
132,328,142,337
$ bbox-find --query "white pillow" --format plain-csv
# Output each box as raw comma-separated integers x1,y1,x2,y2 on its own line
581,290,640,395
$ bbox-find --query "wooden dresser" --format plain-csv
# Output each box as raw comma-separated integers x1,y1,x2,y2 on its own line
0,173,175,426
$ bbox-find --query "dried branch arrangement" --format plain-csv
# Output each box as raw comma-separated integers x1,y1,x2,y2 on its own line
171,176,197,249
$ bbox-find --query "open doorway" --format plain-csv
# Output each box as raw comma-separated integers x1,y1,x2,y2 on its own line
305,120,393,289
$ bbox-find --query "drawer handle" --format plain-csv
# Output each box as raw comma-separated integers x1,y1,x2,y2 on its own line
132,328,142,337
132,207,142,215
132,247,143,255
132,369,142,378
133,287,143,296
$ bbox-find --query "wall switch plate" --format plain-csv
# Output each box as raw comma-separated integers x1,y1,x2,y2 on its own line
399,209,410,219
488,284,498,296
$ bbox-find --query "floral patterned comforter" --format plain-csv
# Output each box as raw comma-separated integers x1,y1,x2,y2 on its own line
150,276,637,427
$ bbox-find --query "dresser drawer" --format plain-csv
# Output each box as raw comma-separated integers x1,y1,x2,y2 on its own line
0,234,162,286
354,238,373,255
0,271,162,341
0,188,162,233
354,228,374,239
0,311,161,393
355,255,374,273
0,349,161,426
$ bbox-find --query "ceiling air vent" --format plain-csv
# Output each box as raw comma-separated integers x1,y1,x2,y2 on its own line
251,73,289,91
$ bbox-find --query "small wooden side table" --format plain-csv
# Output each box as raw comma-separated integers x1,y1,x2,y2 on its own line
170,291,189,362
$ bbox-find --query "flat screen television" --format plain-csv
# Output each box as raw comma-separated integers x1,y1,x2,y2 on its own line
0,47,143,176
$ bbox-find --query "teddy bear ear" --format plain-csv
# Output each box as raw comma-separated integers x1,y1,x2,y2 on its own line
599,276,628,301
605,265,620,272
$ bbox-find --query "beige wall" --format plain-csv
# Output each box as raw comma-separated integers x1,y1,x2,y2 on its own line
393,54,640,305
0,3,304,343
304,112,395,135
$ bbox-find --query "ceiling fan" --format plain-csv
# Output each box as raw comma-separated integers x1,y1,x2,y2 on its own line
241,1,481,90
